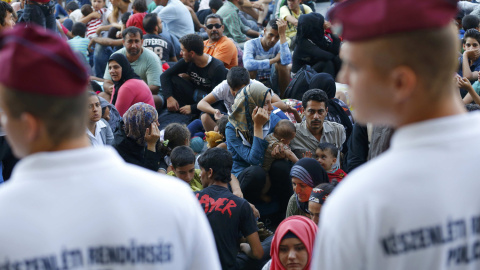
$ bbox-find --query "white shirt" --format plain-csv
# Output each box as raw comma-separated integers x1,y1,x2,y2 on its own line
0,147,221,270
312,112,480,270
211,79,258,115
153,0,194,39
86,119,107,147
70,9,83,24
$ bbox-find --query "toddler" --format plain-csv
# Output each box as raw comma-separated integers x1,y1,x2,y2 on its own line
80,0,107,39
316,142,347,183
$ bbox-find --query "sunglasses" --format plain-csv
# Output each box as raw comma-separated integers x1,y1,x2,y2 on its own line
206,23,222,29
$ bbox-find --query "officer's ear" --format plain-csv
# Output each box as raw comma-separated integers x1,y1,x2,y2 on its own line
389,65,417,104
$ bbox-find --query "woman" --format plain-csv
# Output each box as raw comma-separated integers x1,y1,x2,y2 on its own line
86,92,114,146
291,13,341,77
108,54,155,116
263,216,318,270
286,158,329,218
309,73,354,146
113,102,160,171
226,82,293,212
308,182,337,224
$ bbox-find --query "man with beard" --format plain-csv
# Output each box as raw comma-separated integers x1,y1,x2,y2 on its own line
243,19,291,97
203,14,238,69
102,27,164,109
290,89,345,165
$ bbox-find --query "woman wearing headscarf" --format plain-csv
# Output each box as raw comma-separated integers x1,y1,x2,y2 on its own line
107,54,154,116
226,81,293,212
309,73,354,150
262,215,318,270
286,158,329,218
113,102,161,171
291,13,341,77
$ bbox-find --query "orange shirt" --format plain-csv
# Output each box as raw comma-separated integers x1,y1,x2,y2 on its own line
204,36,238,69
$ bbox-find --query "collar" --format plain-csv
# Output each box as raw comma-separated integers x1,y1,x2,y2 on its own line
224,1,239,11
299,120,330,137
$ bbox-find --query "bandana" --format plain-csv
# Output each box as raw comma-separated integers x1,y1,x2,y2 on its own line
123,102,158,145
309,187,330,205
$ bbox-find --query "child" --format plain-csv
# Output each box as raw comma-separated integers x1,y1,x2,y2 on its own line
86,92,114,146
214,115,228,149
67,22,90,63
79,0,107,39
261,119,298,201
168,146,204,191
316,142,347,183
158,123,191,173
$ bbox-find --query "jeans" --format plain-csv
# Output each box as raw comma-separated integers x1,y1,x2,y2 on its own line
24,1,57,31
55,3,68,18
94,43,113,78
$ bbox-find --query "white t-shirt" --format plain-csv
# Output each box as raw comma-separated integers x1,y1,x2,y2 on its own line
312,112,480,270
70,9,83,24
86,119,107,147
210,79,258,115
0,147,221,270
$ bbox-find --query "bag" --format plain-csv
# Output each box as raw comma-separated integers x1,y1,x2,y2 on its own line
283,65,317,100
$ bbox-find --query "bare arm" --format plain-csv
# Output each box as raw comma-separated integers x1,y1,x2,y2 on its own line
78,11,101,24
462,50,480,81
241,232,264,259
197,93,218,115
459,77,480,105
246,29,260,38
149,85,160,95
230,174,243,198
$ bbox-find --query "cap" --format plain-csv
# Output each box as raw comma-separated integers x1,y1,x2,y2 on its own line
0,24,89,97
328,0,458,42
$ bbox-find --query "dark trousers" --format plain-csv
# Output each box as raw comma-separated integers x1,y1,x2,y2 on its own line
24,1,56,31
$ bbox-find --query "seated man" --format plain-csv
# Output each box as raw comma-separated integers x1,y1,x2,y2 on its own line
204,14,238,69
216,0,259,47
290,89,345,165
152,0,194,39
102,27,163,109
278,0,312,44
195,147,263,270
244,19,291,97
160,33,228,116
0,1,15,32
142,13,177,63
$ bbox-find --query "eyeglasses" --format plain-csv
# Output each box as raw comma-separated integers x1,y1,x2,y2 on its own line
206,23,222,29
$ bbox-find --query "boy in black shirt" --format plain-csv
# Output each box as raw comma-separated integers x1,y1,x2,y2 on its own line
195,148,263,270
161,34,228,116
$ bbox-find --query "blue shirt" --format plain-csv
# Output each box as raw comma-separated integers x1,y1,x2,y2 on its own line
67,36,90,62
458,55,480,77
243,37,291,80
226,113,282,176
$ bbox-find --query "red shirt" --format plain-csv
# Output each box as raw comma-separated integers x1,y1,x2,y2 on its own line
327,168,347,183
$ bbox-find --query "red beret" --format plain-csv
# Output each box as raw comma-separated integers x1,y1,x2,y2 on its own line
329,0,458,42
0,24,89,97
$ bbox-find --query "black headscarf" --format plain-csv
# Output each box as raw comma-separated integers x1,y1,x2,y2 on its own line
290,158,329,214
309,73,353,142
296,13,328,50
108,53,141,105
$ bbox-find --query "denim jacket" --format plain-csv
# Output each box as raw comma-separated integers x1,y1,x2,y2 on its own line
226,113,282,177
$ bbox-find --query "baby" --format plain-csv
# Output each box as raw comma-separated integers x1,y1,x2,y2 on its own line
316,142,347,183
261,119,297,201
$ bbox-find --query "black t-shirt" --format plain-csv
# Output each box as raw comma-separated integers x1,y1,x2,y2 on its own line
143,34,175,62
195,185,258,270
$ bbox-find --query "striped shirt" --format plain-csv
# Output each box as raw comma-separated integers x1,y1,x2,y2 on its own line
86,8,107,39
67,36,90,62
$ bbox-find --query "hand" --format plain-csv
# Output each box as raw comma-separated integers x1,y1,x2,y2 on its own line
96,28,102,36
249,203,260,219
178,73,191,81
252,106,269,127
88,38,96,53
302,150,312,158
145,122,160,148
167,96,179,112
179,105,192,115
252,2,263,11
277,19,287,36
464,49,480,61
324,20,332,30
240,243,252,255
214,109,223,120
286,105,297,114
458,76,474,92
271,144,286,159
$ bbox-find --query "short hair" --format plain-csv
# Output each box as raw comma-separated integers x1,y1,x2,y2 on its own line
462,15,480,31
171,146,196,168
317,142,338,158
302,89,328,109
0,1,13,27
227,67,250,90
143,13,158,34
464,29,480,44
65,1,79,12
273,119,296,140
198,148,232,183
216,115,229,136
121,11,132,25
80,4,93,16
209,0,223,11
267,19,278,30
132,0,147,12
164,123,191,149
466,103,480,112
2,88,88,146
71,22,87,37
204,13,223,25
122,26,143,40
179,34,204,55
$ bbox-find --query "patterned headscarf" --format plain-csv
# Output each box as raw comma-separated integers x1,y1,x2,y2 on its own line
229,81,272,145
123,102,158,145
270,216,318,270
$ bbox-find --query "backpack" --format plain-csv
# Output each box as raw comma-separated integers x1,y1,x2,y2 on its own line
283,65,317,100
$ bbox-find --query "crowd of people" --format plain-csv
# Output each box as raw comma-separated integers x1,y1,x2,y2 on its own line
0,0,480,269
